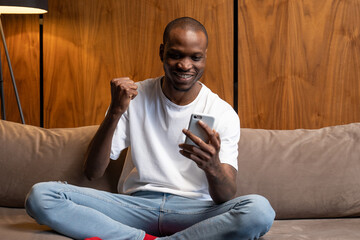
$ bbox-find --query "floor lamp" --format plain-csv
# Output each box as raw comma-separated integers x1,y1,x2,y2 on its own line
0,0,48,124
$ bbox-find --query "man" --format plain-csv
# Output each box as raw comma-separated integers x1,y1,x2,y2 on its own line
25,17,275,240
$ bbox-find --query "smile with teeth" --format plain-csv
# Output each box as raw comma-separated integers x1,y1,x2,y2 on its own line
174,72,194,79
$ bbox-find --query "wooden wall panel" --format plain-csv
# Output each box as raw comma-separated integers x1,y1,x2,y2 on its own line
1,15,40,126
238,0,360,129
44,0,233,128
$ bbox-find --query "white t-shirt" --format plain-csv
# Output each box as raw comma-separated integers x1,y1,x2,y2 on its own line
110,77,240,200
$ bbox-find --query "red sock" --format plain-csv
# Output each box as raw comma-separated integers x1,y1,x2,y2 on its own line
84,234,156,240
144,233,157,240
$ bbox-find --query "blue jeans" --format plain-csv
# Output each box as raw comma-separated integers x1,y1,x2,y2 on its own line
25,182,275,240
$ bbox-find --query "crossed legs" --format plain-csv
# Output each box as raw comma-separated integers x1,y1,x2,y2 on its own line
25,182,275,240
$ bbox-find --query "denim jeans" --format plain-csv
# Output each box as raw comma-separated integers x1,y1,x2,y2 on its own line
25,182,275,240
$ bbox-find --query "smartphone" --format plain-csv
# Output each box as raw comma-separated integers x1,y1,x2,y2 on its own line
185,114,215,146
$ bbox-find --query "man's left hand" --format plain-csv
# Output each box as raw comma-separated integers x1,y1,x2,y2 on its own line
179,120,237,204
179,120,221,175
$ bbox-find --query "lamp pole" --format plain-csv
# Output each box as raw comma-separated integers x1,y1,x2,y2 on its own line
0,14,25,124
0,41,5,119
0,0,48,124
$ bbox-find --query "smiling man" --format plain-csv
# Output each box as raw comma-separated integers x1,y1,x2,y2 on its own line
25,17,275,240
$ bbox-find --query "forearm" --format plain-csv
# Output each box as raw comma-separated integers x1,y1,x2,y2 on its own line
84,112,122,180
84,77,137,180
206,163,237,204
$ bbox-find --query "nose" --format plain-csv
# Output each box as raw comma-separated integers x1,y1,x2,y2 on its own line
176,58,192,71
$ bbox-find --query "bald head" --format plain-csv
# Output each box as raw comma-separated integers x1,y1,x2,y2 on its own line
163,17,208,47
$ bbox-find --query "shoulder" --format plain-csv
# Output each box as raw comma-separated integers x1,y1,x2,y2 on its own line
127,77,162,112
136,77,161,92
201,84,238,119
130,77,161,103
200,83,240,133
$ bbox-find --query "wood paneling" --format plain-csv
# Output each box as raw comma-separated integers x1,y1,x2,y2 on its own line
1,15,40,126
7,0,358,130
238,0,360,129
44,0,233,128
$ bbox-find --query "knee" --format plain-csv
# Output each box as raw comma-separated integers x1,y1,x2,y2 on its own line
246,194,275,225
25,182,52,215
233,194,275,235
25,182,64,224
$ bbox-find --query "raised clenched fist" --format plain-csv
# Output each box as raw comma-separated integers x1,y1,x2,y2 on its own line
109,77,138,115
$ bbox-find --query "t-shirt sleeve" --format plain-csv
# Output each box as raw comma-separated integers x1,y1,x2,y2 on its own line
110,110,130,160
217,109,240,170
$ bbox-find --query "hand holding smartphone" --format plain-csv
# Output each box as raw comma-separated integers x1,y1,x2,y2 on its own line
185,114,215,146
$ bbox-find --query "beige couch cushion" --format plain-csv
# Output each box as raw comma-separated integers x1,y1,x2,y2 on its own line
0,207,70,239
236,123,360,219
0,120,123,208
2,119,360,220
1,207,360,240
262,218,360,240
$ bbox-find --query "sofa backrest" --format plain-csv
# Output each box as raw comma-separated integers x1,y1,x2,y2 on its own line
1,120,360,220
0,120,123,208
236,123,360,219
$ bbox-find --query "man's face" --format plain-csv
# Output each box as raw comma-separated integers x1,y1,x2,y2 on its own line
160,27,207,92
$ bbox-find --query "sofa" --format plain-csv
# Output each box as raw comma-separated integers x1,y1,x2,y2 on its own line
1,119,360,240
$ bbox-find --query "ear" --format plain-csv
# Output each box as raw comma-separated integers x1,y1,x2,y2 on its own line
159,44,164,62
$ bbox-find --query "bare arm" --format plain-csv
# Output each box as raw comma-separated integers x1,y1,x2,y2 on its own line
179,120,237,204
84,77,138,180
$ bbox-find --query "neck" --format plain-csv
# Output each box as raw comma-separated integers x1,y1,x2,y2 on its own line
161,77,202,105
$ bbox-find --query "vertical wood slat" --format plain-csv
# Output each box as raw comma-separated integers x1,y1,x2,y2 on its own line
238,0,360,129
44,0,233,128
1,15,40,126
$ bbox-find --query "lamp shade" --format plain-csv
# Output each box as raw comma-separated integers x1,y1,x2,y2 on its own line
0,0,48,14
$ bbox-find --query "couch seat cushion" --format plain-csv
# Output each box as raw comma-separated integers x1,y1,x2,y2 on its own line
262,218,360,240
1,207,360,240
0,207,70,239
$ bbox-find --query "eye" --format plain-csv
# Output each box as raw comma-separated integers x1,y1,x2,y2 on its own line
192,56,203,61
168,53,181,59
